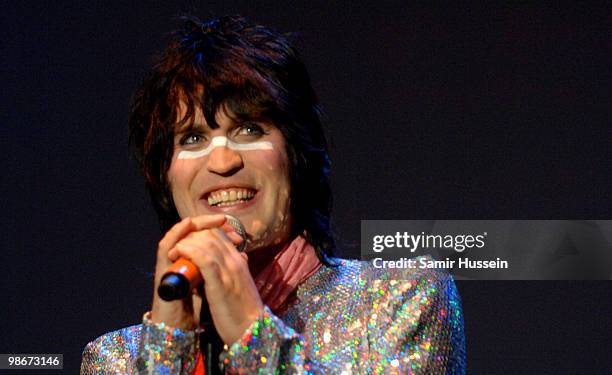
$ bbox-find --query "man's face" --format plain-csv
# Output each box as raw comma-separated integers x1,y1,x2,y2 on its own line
168,103,292,251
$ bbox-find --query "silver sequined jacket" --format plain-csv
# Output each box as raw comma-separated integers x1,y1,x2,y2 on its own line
81,258,466,374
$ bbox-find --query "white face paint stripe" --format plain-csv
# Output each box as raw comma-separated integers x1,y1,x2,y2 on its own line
177,136,274,159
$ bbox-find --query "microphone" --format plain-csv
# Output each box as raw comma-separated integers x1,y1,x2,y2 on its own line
157,214,247,301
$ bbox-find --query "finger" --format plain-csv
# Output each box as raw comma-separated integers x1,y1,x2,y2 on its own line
168,230,231,272
158,217,193,254
182,226,237,251
167,246,180,261
220,221,243,238
208,227,243,254
164,215,230,261
172,240,225,286
178,228,241,278
176,230,229,268
172,229,242,288
224,230,244,246
189,214,227,231
207,228,248,271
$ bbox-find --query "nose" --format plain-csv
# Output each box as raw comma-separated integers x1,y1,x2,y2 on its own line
206,146,243,176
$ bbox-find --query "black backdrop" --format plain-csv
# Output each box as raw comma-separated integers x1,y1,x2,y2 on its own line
1,2,610,373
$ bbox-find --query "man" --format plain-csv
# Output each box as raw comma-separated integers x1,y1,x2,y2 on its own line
81,15,465,374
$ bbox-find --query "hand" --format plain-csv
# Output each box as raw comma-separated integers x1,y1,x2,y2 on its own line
167,216,264,345
151,214,263,344
151,215,234,330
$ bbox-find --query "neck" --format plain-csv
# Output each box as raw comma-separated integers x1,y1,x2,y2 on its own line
246,235,322,314
246,241,288,278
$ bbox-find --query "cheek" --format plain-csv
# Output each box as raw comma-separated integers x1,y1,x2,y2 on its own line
265,150,292,224
245,148,292,244
167,160,181,188
249,148,291,193
167,159,198,199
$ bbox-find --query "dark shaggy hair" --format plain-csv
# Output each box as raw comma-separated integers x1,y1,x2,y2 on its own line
128,15,335,262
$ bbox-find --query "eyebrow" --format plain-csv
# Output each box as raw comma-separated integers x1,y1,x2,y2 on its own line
174,120,208,134
173,116,273,136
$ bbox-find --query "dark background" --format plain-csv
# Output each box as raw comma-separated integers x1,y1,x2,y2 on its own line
1,2,610,373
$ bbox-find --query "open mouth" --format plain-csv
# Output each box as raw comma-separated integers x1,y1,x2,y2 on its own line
205,188,257,207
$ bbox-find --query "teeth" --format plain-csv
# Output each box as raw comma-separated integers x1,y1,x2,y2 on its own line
207,188,255,206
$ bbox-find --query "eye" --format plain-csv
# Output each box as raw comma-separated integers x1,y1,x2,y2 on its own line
236,122,265,137
180,133,205,146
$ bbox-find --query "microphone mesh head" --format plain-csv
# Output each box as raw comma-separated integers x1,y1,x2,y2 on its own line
225,214,247,252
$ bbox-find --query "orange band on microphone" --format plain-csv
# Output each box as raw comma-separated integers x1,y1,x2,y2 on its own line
166,258,202,289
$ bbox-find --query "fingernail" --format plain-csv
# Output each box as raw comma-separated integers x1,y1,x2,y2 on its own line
229,232,243,244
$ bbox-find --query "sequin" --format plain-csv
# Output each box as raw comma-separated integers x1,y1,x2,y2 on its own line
81,258,466,374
